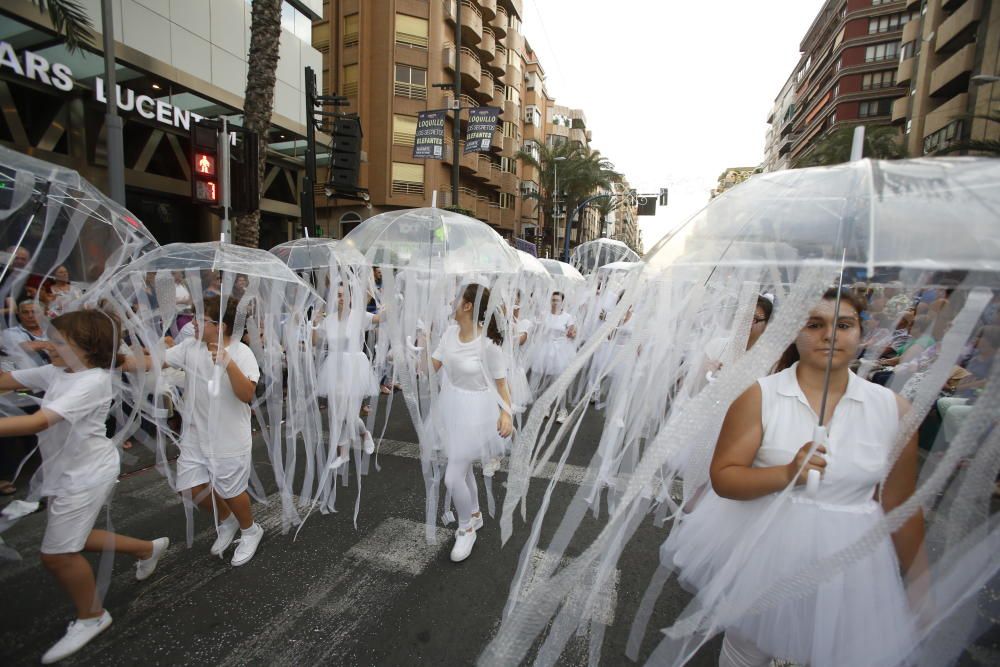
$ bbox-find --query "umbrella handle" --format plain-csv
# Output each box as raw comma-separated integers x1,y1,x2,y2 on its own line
805,425,828,498
207,365,223,398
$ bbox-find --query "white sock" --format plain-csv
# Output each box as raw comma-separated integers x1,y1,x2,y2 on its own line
241,522,259,535
78,614,105,626
222,514,238,527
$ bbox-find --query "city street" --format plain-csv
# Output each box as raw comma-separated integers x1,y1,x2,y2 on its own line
0,397,714,666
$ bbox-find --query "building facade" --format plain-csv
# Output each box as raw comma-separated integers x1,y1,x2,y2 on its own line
312,0,621,257
0,0,325,247
891,0,1000,156
711,167,759,198
768,0,919,166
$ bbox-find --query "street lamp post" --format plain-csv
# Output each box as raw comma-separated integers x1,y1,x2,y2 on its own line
551,155,566,259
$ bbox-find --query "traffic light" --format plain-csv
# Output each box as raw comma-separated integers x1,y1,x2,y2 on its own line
659,188,669,207
191,124,220,205
328,116,362,193
230,131,259,217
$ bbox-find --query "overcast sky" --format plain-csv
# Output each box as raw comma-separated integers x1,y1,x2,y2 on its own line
520,0,826,251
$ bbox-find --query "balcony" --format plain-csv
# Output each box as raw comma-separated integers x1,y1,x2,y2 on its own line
897,56,915,86
901,19,920,47
479,27,497,62
457,186,478,212
490,44,507,76
929,42,975,97
506,63,522,87
924,92,968,138
443,44,483,90
504,28,524,56
892,95,910,123
443,0,483,45
501,170,518,194
488,202,501,226
504,98,520,122
570,127,587,146
477,154,494,180
480,71,495,101
478,0,497,20
443,142,481,172
489,163,501,187
500,206,516,229
476,195,490,220
501,134,517,158
935,0,982,53
492,6,508,37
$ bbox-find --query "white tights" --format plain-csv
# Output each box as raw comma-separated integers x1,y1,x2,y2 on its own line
719,632,772,667
444,460,480,529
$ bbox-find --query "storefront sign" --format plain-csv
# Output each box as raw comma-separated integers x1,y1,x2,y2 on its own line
0,40,207,132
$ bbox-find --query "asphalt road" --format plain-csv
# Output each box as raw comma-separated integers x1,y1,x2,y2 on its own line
0,394,716,666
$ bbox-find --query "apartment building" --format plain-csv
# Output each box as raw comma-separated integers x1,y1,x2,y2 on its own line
312,0,620,258
767,0,919,166
891,0,999,156
0,0,324,246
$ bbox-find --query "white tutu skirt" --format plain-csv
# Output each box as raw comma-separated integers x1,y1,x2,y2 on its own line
433,383,508,463
317,351,378,402
531,339,576,377
509,365,533,414
662,490,916,666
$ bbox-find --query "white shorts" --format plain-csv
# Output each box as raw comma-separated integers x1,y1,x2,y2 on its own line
176,448,252,499
41,480,117,555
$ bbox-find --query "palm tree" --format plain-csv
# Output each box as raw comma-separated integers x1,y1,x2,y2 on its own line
232,0,283,248
794,125,906,168
933,110,1000,157
28,0,93,52
559,146,621,245
515,141,578,253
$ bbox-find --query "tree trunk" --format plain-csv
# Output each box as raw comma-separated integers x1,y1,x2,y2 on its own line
233,0,282,248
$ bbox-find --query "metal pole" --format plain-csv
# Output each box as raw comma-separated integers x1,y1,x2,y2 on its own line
552,161,558,259
303,67,318,235
452,1,461,207
101,0,126,205
220,118,231,242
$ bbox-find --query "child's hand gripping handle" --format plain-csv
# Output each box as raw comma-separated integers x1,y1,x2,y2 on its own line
806,424,827,498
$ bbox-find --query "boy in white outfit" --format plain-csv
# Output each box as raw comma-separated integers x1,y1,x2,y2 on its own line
160,295,262,565
0,310,168,663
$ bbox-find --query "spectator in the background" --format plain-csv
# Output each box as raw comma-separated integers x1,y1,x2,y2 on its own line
883,281,912,321
203,272,223,299
2,299,52,370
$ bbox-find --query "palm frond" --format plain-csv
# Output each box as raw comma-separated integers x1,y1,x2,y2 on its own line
31,0,95,53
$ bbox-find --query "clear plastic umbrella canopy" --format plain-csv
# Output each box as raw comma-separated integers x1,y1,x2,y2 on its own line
269,237,339,271
570,237,641,275
538,258,585,282
485,158,1000,667
341,207,521,275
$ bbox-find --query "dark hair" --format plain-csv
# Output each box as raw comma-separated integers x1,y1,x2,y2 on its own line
552,291,564,300
756,295,773,323
50,309,121,369
776,287,866,371
202,295,238,335
462,283,504,346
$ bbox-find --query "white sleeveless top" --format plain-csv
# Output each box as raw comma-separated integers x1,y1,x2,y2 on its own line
756,363,900,508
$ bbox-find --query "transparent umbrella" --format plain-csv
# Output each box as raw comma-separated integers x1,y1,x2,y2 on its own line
342,208,522,539
539,258,585,282
570,237,641,275
485,157,1000,667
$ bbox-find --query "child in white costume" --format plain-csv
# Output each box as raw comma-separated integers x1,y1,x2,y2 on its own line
431,284,513,563
661,289,923,667
161,296,263,566
315,284,379,470
530,291,577,393
0,310,168,664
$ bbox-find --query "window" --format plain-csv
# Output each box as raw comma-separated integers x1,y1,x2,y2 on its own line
868,12,911,34
502,121,517,139
343,13,359,48
342,64,359,97
395,14,428,49
872,0,894,5
865,41,900,63
859,99,893,117
506,86,520,106
522,140,540,162
499,192,516,209
862,70,896,90
900,39,920,60
500,156,517,174
391,162,425,196
393,114,417,146
394,64,427,99
525,105,541,126
923,120,964,154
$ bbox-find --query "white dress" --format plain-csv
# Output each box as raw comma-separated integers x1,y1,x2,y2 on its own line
317,310,378,402
509,318,533,413
432,325,508,464
530,311,576,377
661,364,916,666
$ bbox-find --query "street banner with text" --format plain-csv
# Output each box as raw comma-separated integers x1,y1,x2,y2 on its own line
464,107,501,153
413,110,446,159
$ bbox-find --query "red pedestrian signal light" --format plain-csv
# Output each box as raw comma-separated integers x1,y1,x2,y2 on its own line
195,152,216,177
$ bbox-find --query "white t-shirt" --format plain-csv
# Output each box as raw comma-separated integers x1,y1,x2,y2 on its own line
164,338,261,458
11,365,120,498
174,321,196,345
432,324,506,392
2,324,48,369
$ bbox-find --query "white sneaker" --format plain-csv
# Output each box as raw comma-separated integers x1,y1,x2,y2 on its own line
450,527,477,562
470,513,484,531
210,516,240,557
329,453,349,470
363,432,375,455
41,610,112,664
231,523,263,567
135,537,170,581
